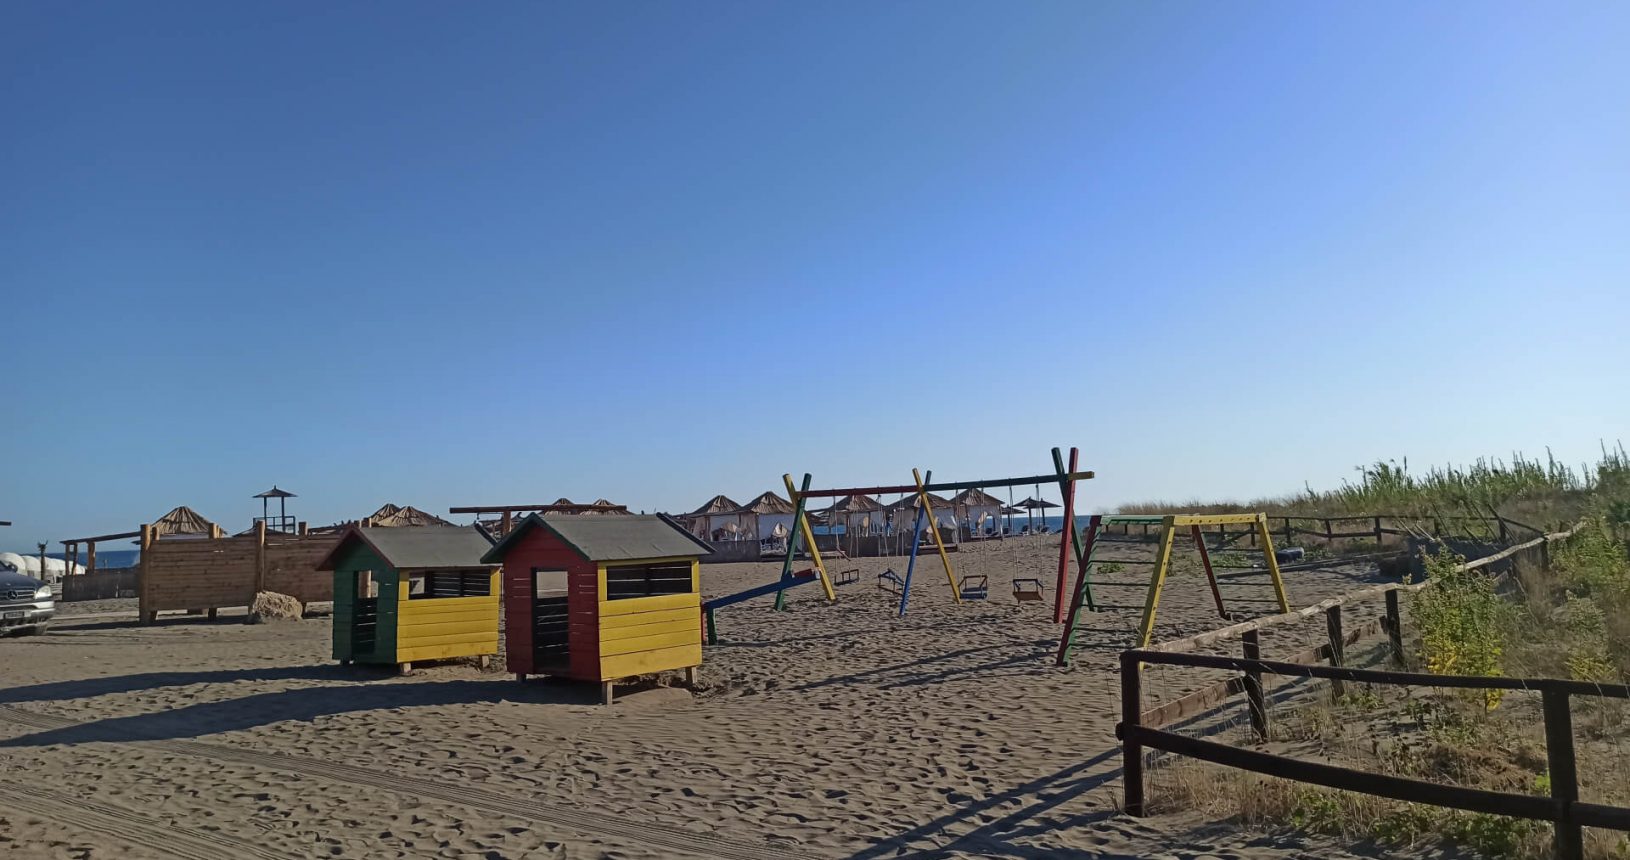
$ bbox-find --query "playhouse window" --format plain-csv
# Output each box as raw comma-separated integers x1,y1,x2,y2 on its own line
604,561,693,600
407,570,491,599
533,568,569,598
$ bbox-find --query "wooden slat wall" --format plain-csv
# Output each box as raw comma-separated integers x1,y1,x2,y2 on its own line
141,532,337,614
144,536,259,611
264,534,339,602
394,571,500,663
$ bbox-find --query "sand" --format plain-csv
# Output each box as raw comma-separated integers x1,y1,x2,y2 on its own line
0,536,1400,858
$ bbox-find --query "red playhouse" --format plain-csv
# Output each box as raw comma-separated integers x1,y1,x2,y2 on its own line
480,513,712,703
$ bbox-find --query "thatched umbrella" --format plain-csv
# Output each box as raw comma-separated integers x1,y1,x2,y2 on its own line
1015,496,1060,533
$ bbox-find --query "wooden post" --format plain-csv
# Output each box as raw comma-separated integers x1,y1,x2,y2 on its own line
1385,589,1405,666
1191,525,1227,619
1243,629,1268,740
601,680,614,706
1283,517,1292,545
1051,447,1080,623
1497,517,1508,545
1374,516,1384,548
500,510,513,536
86,541,96,576
138,524,154,624
1324,518,1333,543
1542,690,1582,860
298,521,308,536
1120,650,1145,816
254,520,267,595
1325,605,1346,701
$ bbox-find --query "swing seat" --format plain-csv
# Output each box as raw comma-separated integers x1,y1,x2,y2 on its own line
958,574,989,600
877,569,905,595
834,568,860,586
1012,577,1045,603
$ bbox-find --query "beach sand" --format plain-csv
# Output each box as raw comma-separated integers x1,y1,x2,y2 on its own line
0,536,1400,858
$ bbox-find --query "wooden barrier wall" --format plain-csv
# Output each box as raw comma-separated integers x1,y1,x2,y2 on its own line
139,527,338,621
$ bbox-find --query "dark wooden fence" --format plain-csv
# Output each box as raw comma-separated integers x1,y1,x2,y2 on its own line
60,567,139,602
1115,523,1623,859
1119,650,1630,860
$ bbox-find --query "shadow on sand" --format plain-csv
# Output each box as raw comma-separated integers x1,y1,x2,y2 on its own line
0,676,596,748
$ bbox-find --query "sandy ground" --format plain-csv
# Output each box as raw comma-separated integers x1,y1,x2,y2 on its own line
0,537,1402,858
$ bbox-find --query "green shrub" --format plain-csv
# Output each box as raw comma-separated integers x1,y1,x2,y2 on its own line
1412,549,1515,707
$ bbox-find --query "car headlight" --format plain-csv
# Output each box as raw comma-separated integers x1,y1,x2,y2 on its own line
35,585,53,599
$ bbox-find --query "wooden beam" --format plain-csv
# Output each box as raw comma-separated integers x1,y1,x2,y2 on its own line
448,503,631,515
801,471,1094,499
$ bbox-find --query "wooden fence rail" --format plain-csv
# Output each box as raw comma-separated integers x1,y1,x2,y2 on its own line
1118,649,1630,860
1117,522,1606,859
1101,513,1542,550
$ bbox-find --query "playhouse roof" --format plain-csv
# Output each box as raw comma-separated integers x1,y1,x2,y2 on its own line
742,491,795,515
152,505,216,538
687,495,743,516
482,514,711,564
316,525,495,571
951,488,1005,508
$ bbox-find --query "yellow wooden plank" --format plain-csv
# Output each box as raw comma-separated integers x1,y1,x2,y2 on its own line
597,592,699,616
597,606,698,631
599,643,701,679
396,596,498,616
600,617,699,645
1170,514,1264,526
396,629,500,650
396,641,498,663
396,607,499,626
598,629,699,657
394,618,496,638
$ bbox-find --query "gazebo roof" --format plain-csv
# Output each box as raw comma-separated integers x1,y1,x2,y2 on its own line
741,491,795,515
688,495,744,516
828,494,883,513
364,503,454,528
253,486,297,499
1015,496,1061,510
152,505,217,537
951,488,1005,508
884,492,954,511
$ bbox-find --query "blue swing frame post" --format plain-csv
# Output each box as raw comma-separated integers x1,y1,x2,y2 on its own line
896,470,931,617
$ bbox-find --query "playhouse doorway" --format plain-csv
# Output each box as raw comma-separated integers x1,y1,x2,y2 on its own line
352,570,379,656
531,568,571,670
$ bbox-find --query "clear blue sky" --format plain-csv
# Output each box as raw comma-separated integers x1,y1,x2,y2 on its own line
3,2,1627,548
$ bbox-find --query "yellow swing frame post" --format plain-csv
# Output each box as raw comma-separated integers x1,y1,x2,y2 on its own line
911,467,960,605
1133,512,1292,649
783,473,837,602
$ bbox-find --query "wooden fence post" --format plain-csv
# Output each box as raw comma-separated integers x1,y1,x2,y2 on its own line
1385,589,1405,666
254,521,267,594
138,525,154,624
1120,651,1145,816
1543,690,1582,860
1374,516,1383,548
1326,605,1346,700
1243,629,1268,740
1282,518,1292,546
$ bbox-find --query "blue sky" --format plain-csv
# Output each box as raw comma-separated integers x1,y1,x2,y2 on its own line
3,2,1627,547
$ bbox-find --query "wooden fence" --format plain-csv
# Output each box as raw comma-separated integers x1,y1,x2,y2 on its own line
139,523,338,622
1101,513,1543,550
1114,524,1629,859
60,567,139,602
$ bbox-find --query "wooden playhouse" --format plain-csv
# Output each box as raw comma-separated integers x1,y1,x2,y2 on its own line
480,513,712,703
318,525,500,673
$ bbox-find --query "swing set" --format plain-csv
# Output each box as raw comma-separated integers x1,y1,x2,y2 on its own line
1054,512,1293,666
773,447,1096,619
